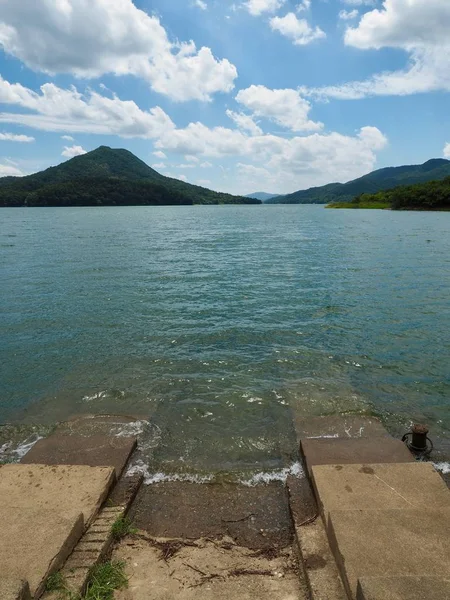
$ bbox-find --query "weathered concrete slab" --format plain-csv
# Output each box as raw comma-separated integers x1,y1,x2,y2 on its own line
22,433,136,478
328,509,450,600
0,464,115,525
356,576,450,600
293,416,389,443
293,518,347,600
302,437,413,475
0,579,31,600
129,482,293,550
0,509,84,599
312,462,450,517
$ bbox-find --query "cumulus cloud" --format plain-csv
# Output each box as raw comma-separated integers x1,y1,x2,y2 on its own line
61,135,74,142
270,13,326,45
339,9,359,20
341,0,374,5
0,0,237,102
306,0,450,99
156,120,388,193
226,110,262,135
153,150,167,159
236,85,322,132
0,77,175,138
244,0,286,16
444,143,450,159
0,163,23,177
0,132,34,142
194,0,207,9
178,174,188,182
62,145,87,158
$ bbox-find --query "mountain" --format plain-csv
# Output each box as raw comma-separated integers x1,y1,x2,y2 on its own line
0,146,261,207
268,159,450,204
329,176,450,211
245,192,280,201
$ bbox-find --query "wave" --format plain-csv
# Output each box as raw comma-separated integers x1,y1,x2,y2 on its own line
126,460,304,486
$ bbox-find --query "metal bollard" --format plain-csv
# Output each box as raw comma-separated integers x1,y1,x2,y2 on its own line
402,424,433,457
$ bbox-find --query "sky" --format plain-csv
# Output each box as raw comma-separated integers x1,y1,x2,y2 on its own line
0,0,449,195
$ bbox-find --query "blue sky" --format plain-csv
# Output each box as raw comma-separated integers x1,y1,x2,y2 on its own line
0,0,449,194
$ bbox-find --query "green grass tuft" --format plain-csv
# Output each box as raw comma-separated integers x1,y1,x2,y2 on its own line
45,571,66,592
111,516,136,541
85,560,128,600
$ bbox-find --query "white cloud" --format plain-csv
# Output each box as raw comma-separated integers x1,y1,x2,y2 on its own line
296,0,311,11
236,85,322,132
153,150,167,159
178,174,188,182
194,0,207,9
444,143,450,159
0,163,23,177
157,120,388,193
341,0,374,5
151,162,166,169
244,0,286,16
0,0,237,102
226,110,262,135
177,163,197,168
0,77,175,138
270,13,326,45
0,132,34,142
200,161,213,168
339,9,359,20
185,155,200,162
61,135,74,142
197,179,211,186
62,145,87,158
306,0,450,99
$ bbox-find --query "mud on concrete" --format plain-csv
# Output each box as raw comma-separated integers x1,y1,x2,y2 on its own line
113,532,309,600
129,481,294,550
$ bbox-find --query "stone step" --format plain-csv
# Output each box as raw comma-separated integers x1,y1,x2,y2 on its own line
287,476,347,600
301,437,413,476
311,462,450,521
356,576,450,600
21,415,137,478
41,473,143,600
0,509,84,599
327,508,450,600
0,464,115,598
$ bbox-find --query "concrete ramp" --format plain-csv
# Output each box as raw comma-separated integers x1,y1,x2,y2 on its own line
0,464,115,597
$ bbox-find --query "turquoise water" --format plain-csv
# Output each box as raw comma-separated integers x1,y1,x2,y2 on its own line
1,206,449,472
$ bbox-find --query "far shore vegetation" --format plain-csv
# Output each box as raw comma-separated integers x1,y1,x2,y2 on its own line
327,177,450,211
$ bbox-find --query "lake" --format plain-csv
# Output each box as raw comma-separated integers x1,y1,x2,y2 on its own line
1,205,449,477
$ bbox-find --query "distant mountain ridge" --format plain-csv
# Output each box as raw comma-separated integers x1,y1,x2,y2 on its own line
0,146,260,207
268,159,450,204
245,192,279,201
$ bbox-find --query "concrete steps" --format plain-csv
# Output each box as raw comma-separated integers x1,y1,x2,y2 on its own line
297,417,450,600
0,464,115,598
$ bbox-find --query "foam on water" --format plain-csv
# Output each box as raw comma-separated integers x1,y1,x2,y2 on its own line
0,435,43,462
433,462,450,475
126,459,304,486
